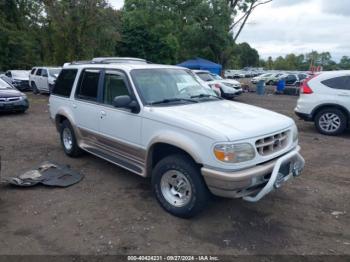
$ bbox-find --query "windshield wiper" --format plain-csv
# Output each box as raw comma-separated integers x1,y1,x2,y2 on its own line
149,98,198,105
190,94,221,100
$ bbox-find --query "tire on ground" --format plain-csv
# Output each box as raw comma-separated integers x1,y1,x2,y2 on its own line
59,120,83,157
314,107,347,136
151,154,210,218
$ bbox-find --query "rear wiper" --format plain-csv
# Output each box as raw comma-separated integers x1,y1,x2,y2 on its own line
190,94,221,100
149,98,198,105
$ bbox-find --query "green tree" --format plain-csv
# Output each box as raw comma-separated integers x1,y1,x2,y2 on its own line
339,56,350,69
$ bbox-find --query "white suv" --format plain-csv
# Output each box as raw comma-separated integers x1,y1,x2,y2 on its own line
30,67,62,94
49,61,304,218
295,71,350,136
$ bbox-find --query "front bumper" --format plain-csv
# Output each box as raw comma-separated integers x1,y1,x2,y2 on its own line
295,110,313,121
0,99,29,112
201,146,304,201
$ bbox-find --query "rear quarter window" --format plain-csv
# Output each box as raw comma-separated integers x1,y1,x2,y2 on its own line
321,76,350,90
52,69,78,97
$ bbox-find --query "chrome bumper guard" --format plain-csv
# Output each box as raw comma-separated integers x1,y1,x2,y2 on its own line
243,146,304,202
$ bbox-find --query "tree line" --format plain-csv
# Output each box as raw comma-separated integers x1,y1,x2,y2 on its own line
1,0,348,72
260,51,350,71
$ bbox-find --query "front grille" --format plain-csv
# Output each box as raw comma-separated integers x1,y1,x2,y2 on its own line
0,97,21,102
255,131,289,156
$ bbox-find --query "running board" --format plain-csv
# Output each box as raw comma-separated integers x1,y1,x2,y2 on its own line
82,146,144,176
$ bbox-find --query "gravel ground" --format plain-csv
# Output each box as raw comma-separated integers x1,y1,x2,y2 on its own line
0,92,349,256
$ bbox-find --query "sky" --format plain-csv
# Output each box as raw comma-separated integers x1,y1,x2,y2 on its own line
108,0,350,61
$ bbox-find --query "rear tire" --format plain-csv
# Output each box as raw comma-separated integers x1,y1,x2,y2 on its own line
152,154,210,218
315,108,347,136
59,120,83,157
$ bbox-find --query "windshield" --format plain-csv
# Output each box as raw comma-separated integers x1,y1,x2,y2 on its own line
210,74,223,80
196,72,215,82
49,68,61,77
131,68,218,105
0,78,12,89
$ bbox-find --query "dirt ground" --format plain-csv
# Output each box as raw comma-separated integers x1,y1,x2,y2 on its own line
0,92,349,256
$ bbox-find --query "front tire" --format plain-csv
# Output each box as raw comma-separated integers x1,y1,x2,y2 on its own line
59,120,83,157
152,154,210,218
315,108,347,136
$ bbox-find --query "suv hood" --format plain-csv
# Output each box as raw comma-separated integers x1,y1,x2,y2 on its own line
147,100,294,141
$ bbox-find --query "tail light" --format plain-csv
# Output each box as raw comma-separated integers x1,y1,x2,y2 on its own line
300,74,317,94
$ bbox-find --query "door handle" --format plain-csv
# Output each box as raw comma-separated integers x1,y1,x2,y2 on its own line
72,104,77,109
100,111,106,118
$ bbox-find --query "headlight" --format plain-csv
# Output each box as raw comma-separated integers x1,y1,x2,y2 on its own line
292,124,298,142
20,93,27,100
214,143,255,163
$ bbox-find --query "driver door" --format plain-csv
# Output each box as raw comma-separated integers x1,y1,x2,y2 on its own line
98,70,143,167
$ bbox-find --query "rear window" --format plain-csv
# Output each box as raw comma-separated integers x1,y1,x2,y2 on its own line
75,69,101,102
321,76,350,90
52,69,78,97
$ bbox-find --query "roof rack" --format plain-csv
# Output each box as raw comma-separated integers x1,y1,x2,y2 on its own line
66,57,149,66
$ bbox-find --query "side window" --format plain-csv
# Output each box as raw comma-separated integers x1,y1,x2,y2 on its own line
298,74,306,80
42,69,48,77
36,69,42,76
288,75,297,81
103,71,130,105
52,69,78,97
322,76,350,90
31,68,36,75
75,69,101,102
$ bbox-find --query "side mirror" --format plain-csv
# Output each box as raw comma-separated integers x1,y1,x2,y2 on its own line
113,95,138,112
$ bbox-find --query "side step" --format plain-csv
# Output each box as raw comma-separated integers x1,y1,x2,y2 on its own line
83,146,144,176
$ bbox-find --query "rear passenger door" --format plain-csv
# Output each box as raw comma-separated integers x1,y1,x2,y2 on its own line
98,70,143,166
321,75,350,111
73,69,102,141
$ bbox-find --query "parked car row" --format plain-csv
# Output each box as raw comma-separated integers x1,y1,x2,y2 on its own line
251,72,309,86
225,69,263,79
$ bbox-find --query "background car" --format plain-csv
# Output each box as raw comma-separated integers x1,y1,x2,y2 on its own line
30,67,62,94
4,70,31,91
275,73,309,86
193,70,242,99
251,73,273,84
295,71,350,135
0,77,29,113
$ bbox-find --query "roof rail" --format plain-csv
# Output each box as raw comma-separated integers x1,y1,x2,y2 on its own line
92,57,147,64
64,57,150,67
